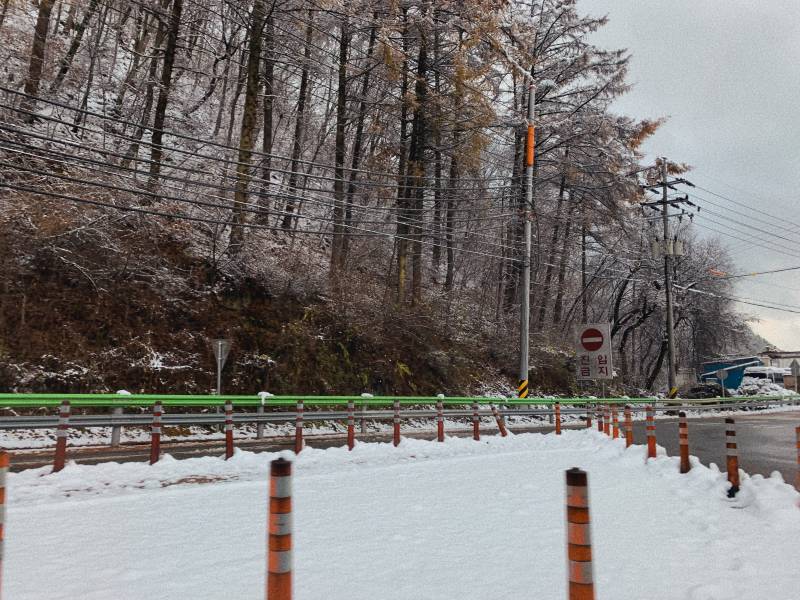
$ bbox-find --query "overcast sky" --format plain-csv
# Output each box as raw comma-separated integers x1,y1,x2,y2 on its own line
580,0,800,350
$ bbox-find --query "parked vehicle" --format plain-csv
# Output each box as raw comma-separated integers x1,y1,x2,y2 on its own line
743,366,790,384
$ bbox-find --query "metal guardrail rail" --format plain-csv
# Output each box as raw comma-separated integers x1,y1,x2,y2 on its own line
0,396,797,430
1,392,799,408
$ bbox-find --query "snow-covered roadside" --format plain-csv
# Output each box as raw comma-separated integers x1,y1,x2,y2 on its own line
5,430,800,599
3,401,800,450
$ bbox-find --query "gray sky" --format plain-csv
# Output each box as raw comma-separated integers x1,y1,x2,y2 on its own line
581,0,800,349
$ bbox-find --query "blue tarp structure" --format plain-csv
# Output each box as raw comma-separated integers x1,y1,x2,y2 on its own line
700,356,763,389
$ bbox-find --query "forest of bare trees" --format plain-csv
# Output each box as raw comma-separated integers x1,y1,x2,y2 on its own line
0,0,757,393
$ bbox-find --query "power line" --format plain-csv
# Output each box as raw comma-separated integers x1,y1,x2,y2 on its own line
0,181,519,262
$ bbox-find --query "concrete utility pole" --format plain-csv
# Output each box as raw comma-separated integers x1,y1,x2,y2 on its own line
518,82,535,400
661,158,678,395
642,160,695,396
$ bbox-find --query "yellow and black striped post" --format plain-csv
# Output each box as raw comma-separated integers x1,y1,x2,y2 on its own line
518,379,529,399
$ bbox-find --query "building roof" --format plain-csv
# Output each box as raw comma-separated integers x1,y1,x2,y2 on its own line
760,350,800,358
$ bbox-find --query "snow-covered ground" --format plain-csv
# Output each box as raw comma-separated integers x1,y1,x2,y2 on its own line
6,430,800,599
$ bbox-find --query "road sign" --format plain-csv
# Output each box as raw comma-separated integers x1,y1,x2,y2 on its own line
791,360,800,378
212,339,231,395
580,328,605,352
576,323,613,380
716,369,728,381
212,339,231,365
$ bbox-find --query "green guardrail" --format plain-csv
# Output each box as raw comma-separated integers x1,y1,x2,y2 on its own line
0,393,796,409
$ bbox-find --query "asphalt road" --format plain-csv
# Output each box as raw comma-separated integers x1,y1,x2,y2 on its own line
8,411,800,484
631,411,799,484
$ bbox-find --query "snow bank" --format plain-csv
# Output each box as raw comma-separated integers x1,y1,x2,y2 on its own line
3,430,800,600
735,376,796,397
5,431,800,599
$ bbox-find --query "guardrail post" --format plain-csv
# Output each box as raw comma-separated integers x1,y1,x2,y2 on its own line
110,407,123,447
53,400,70,473
491,404,508,437
611,405,619,439
566,467,595,600
294,400,304,454
679,411,690,474
624,405,633,448
393,399,401,447
725,418,740,497
257,405,265,440
796,426,800,491
596,406,603,433
472,401,480,441
436,399,445,442
555,402,562,435
585,404,592,429
1,449,8,597
225,400,234,460
346,399,355,450
360,402,367,435
267,457,292,600
603,405,610,436
646,405,656,459
149,401,163,465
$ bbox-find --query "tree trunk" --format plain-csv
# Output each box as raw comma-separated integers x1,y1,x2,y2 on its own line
444,154,457,290
535,169,567,330
72,3,108,133
121,15,165,171
281,12,314,230
21,0,56,115
406,37,428,306
229,0,266,252
256,11,275,224
112,10,151,118
0,0,12,31
552,202,574,324
50,0,101,93
341,20,377,263
394,7,410,303
330,19,350,275
148,0,183,190
645,338,668,391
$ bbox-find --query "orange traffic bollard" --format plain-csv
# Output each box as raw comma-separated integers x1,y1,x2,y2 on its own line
491,404,508,437
624,405,633,448
603,405,610,436
346,399,355,450
725,418,740,497
472,401,480,441
555,402,562,435
393,399,401,447
566,468,595,600
611,405,619,439
585,405,592,429
267,458,292,600
53,400,70,473
436,399,445,442
596,406,603,433
679,412,690,474
294,400,304,454
646,405,656,459
149,401,163,465
225,400,234,460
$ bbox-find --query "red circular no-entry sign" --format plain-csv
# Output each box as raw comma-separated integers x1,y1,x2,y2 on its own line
580,328,604,352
